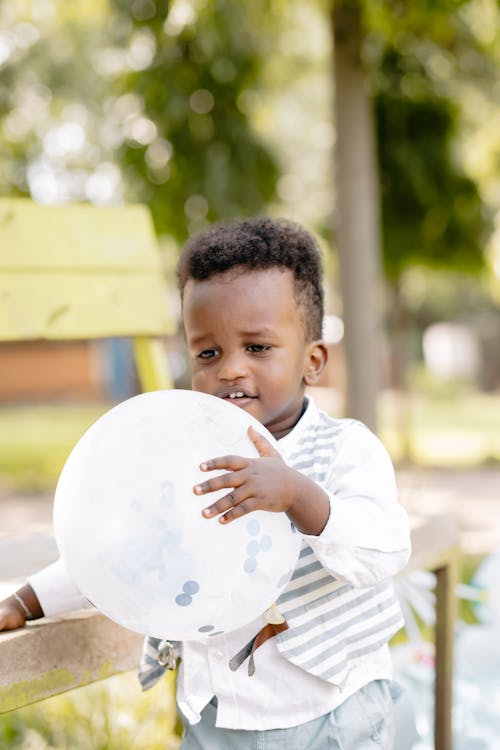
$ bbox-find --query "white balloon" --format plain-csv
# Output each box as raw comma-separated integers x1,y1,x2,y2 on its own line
54,389,301,640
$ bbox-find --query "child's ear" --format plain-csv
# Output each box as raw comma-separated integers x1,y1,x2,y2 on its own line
303,341,328,386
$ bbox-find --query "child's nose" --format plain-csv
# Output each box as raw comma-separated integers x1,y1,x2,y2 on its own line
217,352,248,381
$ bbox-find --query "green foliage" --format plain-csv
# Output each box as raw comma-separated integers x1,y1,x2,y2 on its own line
108,0,280,239
362,0,495,282
375,62,487,279
0,0,279,242
0,0,496,277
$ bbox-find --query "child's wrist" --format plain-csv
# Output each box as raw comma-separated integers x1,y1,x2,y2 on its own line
286,474,330,536
11,592,34,620
12,585,44,621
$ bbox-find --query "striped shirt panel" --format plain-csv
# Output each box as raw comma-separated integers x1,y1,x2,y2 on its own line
279,591,402,663
278,580,396,640
279,606,403,684
275,414,404,685
306,614,404,683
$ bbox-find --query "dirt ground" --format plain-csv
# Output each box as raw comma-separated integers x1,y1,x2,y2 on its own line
1,466,499,598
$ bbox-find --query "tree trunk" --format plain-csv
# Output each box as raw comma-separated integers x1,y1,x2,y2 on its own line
331,1,382,432
387,277,414,460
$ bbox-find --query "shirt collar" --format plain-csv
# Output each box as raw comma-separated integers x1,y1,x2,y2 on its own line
277,394,319,459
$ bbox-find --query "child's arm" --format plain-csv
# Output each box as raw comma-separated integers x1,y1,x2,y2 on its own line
194,423,411,587
301,421,411,586
0,558,93,631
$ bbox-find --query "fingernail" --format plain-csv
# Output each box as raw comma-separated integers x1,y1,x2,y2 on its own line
200,463,208,471
194,485,202,494
202,508,211,517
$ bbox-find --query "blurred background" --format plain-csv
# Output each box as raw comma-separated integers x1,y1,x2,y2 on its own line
0,1,499,748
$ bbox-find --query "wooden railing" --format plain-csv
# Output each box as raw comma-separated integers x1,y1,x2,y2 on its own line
0,515,459,750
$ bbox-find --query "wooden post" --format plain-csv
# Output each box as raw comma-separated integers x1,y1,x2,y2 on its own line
133,336,173,392
434,548,459,750
404,515,459,750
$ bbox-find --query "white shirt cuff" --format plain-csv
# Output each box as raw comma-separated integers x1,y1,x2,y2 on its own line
27,558,93,618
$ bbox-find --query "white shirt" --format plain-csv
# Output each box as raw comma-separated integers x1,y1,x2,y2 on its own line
28,396,410,730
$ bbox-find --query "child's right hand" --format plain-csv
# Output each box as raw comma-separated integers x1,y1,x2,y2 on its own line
0,585,43,630
0,596,27,630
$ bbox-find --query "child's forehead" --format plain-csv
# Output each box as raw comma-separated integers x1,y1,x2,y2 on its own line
182,266,303,331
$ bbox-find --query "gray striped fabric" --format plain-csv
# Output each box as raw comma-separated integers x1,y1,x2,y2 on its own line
274,412,404,686
139,635,180,690
139,406,404,690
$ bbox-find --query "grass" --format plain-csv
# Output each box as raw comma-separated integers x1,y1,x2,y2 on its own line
0,403,107,490
0,671,180,750
380,389,500,467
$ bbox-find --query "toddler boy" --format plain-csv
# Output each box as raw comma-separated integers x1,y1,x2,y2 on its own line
0,217,410,749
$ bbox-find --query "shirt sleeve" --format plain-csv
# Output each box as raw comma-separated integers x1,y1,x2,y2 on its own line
27,557,93,617
302,421,411,588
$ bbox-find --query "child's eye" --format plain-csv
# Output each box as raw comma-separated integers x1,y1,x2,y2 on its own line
246,344,271,354
197,349,218,360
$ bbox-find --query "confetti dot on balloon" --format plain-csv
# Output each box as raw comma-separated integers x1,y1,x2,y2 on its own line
247,519,260,536
247,540,260,556
244,557,258,574
198,625,215,633
175,593,192,606
260,535,272,552
183,580,200,595
175,579,200,606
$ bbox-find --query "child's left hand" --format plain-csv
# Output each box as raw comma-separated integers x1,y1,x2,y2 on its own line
194,425,298,524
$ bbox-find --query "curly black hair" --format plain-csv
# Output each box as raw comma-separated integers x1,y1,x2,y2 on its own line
176,217,324,340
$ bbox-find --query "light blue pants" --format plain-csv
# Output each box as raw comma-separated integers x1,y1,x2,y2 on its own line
179,679,401,749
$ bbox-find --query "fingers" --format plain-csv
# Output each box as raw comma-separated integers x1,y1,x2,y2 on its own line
218,499,259,524
199,454,248,472
202,491,259,524
247,425,280,457
195,472,252,521
194,469,243,497
0,600,26,630
194,434,282,525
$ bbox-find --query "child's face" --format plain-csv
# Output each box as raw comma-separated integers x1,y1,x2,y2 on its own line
182,267,326,439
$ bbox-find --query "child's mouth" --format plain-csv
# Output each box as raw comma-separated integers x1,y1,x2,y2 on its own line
219,391,256,407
